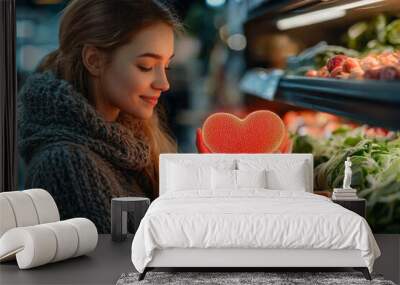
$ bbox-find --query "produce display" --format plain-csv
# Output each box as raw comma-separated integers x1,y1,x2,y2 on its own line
276,13,400,233
345,14,400,53
291,125,400,233
286,14,400,79
305,51,400,80
282,15,400,233
284,111,344,138
286,42,360,76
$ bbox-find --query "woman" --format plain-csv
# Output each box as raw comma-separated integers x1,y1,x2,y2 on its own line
18,0,182,233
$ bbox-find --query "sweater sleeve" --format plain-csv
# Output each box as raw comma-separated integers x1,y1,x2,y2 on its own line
24,143,121,234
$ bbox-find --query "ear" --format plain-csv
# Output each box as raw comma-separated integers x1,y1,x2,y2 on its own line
82,45,105,77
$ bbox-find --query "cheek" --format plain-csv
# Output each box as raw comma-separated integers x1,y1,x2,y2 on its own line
101,63,155,118
105,65,133,97
104,63,151,101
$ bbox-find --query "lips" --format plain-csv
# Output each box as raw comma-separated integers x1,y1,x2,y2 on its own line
140,95,159,106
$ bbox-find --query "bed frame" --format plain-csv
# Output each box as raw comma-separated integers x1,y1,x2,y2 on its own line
140,248,370,280
138,154,372,281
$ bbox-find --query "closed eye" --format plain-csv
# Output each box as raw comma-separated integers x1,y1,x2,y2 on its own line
137,65,172,73
138,66,152,72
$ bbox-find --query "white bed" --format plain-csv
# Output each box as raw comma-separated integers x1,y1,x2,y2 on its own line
131,154,380,280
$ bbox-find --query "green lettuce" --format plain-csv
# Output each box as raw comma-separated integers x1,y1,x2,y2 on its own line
292,127,400,233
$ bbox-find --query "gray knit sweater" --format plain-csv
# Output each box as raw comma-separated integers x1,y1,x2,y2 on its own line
18,71,155,233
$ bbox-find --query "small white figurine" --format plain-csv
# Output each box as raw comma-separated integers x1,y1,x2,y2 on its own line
342,157,353,189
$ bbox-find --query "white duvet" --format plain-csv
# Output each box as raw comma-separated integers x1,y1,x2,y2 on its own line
131,189,380,273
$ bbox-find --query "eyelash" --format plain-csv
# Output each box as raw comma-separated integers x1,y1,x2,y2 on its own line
138,66,171,72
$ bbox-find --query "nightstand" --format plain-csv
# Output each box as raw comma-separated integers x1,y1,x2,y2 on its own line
332,198,366,218
111,197,150,242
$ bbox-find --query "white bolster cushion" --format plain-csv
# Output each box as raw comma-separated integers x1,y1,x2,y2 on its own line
23,189,60,224
0,189,60,238
0,218,98,269
42,221,79,262
65,218,98,257
0,191,40,228
0,225,57,268
0,196,17,237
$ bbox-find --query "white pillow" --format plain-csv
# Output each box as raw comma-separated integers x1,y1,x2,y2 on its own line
211,168,237,190
167,159,236,170
236,169,267,189
167,163,212,191
237,158,309,191
266,166,307,191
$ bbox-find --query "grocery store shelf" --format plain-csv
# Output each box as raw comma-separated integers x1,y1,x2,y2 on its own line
246,0,322,22
240,69,400,130
245,0,398,24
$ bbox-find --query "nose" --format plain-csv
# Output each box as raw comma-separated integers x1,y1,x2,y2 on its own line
152,68,170,92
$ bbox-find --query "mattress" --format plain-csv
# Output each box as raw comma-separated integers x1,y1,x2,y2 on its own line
131,189,380,273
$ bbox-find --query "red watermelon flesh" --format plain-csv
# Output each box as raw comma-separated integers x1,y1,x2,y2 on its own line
277,132,293,153
276,129,293,153
202,110,286,153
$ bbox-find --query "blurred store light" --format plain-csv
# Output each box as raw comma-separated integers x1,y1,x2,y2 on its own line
227,33,246,51
334,0,384,10
277,0,384,30
206,0,226,8
277,9,346,30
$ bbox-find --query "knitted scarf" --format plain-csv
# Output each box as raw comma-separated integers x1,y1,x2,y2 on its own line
18,71,153,233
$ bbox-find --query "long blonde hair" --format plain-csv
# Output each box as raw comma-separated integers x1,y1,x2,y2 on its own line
37,0,182,198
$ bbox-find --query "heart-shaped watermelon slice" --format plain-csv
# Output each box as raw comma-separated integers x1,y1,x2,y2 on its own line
276,129,293,153
202,110,286,153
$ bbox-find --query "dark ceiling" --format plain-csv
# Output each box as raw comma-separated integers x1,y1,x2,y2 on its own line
15,0,206,21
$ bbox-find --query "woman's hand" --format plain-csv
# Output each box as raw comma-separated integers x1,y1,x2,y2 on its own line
196,128,212,153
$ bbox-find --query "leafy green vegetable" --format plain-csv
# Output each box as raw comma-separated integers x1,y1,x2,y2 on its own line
292,127,400,233
386,19,400,45
374,14,388,44
345,14,400,53
347,21,369,50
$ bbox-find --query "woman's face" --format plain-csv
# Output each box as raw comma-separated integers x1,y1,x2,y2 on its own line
100,22,174,120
